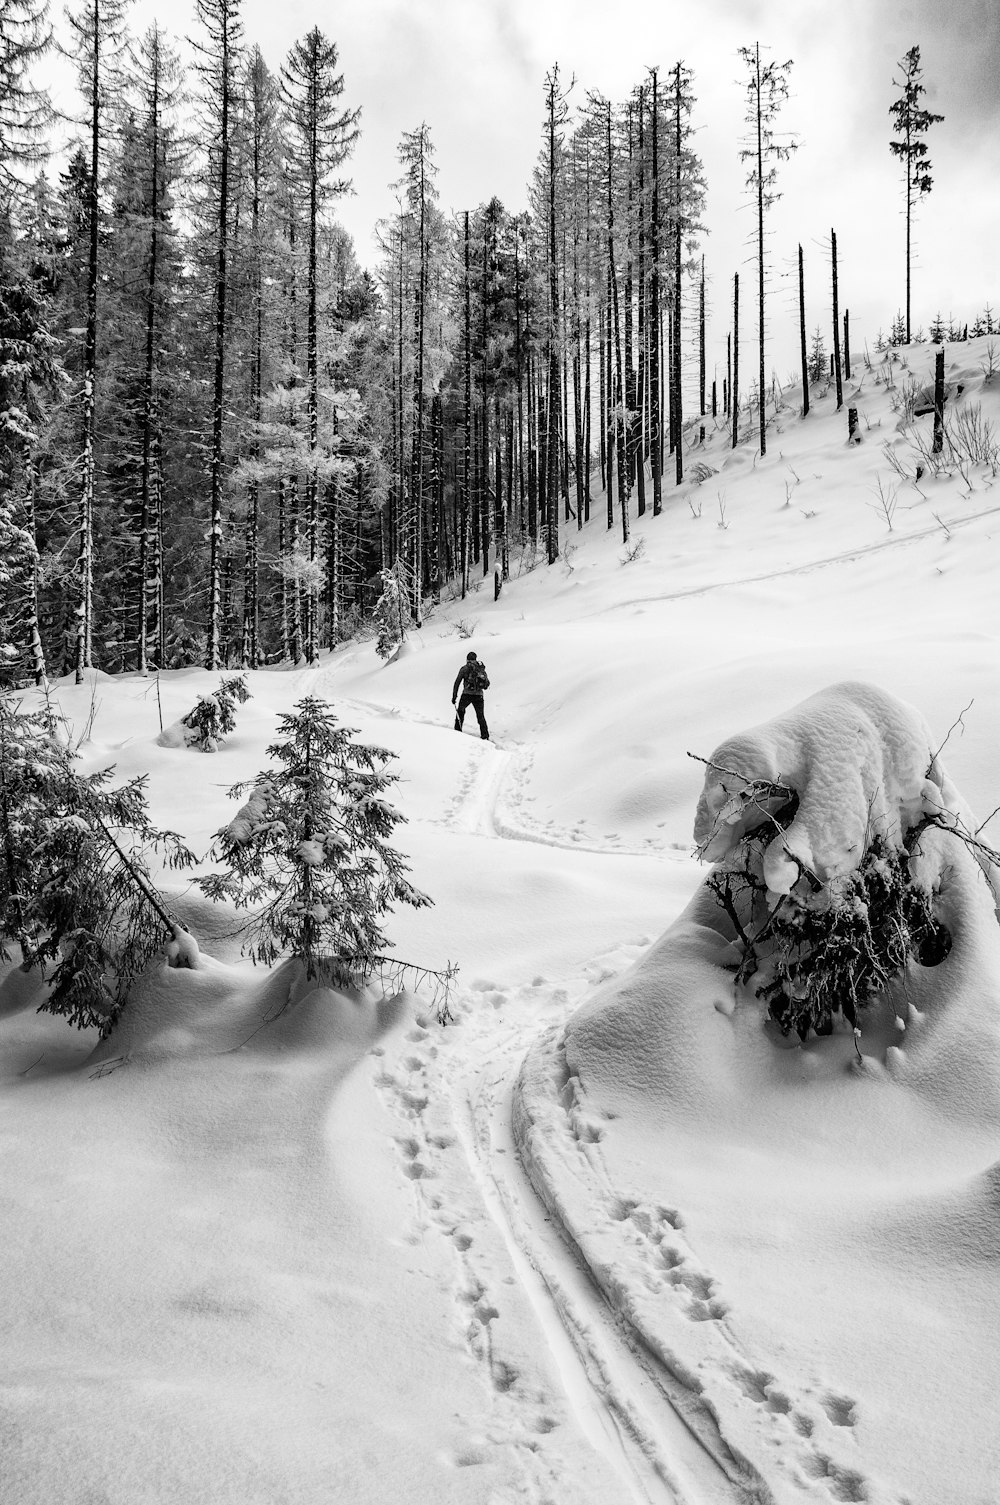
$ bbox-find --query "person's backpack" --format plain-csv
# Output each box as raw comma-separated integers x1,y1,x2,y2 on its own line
466,660,490,694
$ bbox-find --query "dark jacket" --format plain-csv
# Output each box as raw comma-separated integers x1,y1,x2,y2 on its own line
453,657,489,700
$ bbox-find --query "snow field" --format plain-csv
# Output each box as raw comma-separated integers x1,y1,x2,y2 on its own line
3,339,1000,1502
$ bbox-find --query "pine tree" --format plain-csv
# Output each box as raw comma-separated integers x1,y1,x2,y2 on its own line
738,43,797,458
807,324,827,384
889,46,943,344
0,243,57,684
371,560,411,659
392,123,438,620
198,696,431,981
191,0,243,670
543,65,569,564
123,23,182,674
239,46,280,669
178,671,250,751
64,0,130,683
280,28,359,663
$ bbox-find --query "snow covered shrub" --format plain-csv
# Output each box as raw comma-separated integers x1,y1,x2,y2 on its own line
692,683,987,1044
372,561,412,660
0,698,196,1033
180,674,251,751
198,696,432,982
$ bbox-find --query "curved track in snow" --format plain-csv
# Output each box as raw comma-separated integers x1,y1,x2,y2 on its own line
364,724,748,1505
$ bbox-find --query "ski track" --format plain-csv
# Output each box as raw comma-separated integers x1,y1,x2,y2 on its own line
594,495,1000,614
293,667,747,1499
514,1030,906,1505
305,662,886,1500
370,978,750,1505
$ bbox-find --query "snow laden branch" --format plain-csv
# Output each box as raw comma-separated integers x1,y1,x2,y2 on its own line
0,697,197,1033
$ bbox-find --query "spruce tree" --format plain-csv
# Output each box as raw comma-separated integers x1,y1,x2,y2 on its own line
889,45,943,344
198,696,431,982
738,43,796,458
191,0,243,670
64,0,130,683
280,28,359,662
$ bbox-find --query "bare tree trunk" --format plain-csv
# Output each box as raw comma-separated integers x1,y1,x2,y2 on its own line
672,62,684,485
932,347,945,454
76,0,101,684
831,228,843,411
699,255,706,417
798,244,809,418
732,272,740,449
545,69,562,564
649,69,662,515
206,4,236,669
635,86,646,517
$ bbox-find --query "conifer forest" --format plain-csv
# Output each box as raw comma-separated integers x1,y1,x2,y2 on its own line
0,2,962,686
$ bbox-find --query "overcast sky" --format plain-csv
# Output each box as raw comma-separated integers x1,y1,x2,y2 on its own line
51,0,1000,382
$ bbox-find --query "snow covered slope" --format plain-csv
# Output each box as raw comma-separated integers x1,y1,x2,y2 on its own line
2,340,1000,1504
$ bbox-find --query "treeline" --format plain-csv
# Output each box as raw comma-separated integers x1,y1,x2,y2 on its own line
0,2,722,685
0,6,955,686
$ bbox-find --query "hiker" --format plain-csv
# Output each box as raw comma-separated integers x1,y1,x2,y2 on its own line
452,651,490,740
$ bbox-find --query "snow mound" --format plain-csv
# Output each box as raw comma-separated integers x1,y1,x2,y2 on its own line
515,681,1000,1505
693,679,969,895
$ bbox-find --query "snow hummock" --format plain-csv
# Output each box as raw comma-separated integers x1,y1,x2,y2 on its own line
4,340,1000,1503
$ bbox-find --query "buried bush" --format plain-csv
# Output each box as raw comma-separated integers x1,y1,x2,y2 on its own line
707,824,949,1041
689,684,994,1045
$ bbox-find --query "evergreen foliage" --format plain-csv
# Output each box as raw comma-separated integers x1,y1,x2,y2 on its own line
889,45,944,343
807,325,827,385
198,695,431,981
0,696,195,1032
372,561,412,659
180,672,251,751
705,780,950,1042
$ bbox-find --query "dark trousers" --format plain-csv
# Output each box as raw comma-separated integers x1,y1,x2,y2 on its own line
454,694,489,739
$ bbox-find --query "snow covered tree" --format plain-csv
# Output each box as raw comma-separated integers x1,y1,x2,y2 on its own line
199,695,431,981
807,325,827,385
280,28,359,662
63,0,130,683
0,696,196,1032
190,0,243,670
371,559,412,659
178,671,250,751
889,46,943,345
0,256,56,684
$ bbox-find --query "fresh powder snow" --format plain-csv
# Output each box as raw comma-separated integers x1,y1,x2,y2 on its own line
3,340,1000,1503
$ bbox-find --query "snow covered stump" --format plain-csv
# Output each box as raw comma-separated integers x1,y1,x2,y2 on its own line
513,682,1000,1505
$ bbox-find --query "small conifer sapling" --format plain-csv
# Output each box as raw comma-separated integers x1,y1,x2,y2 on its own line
372,562,412,660
199,696,432,983
180,673,251,751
